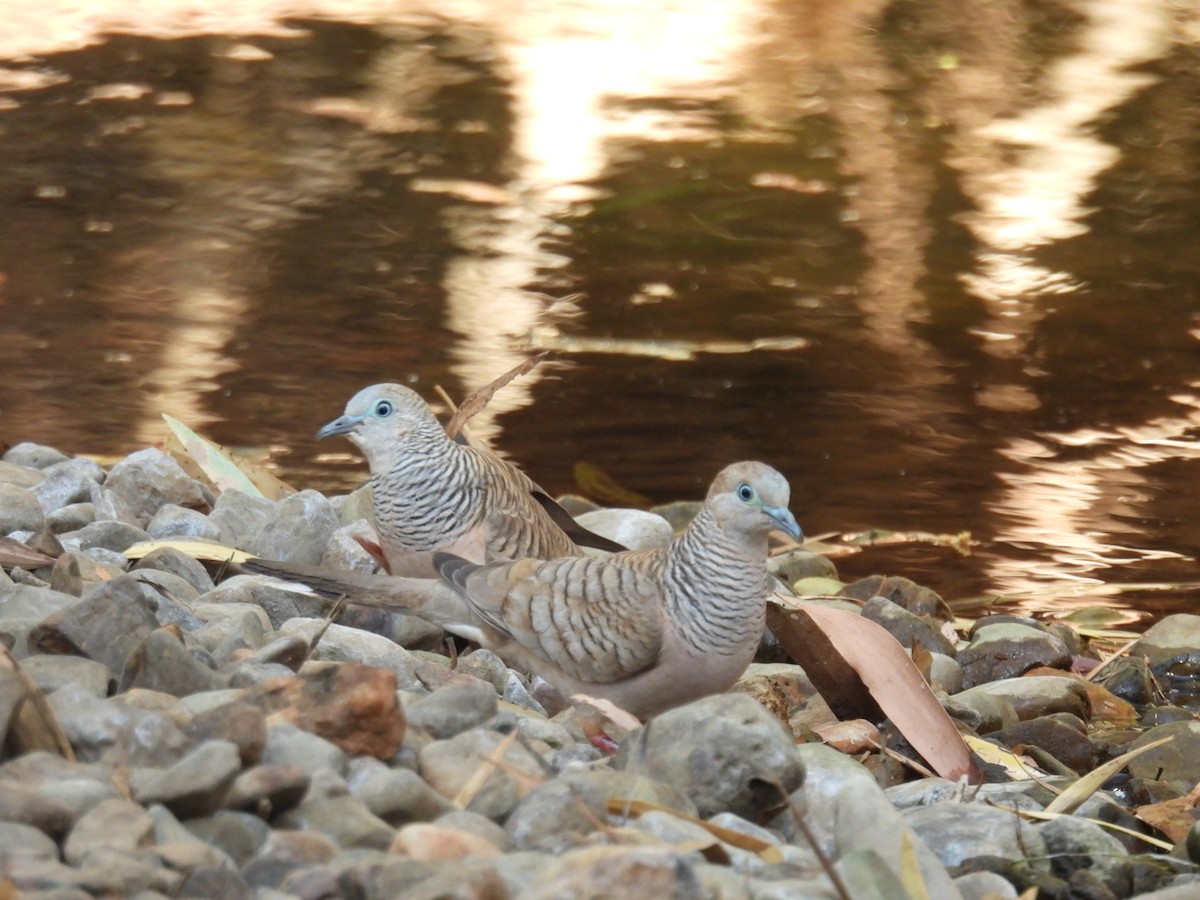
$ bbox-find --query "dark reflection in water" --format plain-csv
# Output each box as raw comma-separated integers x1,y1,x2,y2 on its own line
2,1,1199,625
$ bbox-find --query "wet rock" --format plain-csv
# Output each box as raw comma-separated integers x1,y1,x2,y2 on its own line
841,574,953,620
146,503,224,541
1131,615,1200,670
574,508,674,550
117,627,228,697
275,794,397,850
0,482,45,533
244,662,405,759
347,758,456,825
944,688,1018,734
62,797,156,865
225,764,310,816
993,714,1094,773
505,770,619,852
19,653,111,698
405,680,498,739
1039,814,1130,890
958,675,1088,722
104,448,208,525
957,623,1071,689
1127,721,1200,793
132,547,216,595
249,489,339,565
390,822,504,860
616,693,805,819
862,595,956,655
30,575,161,673
131,739,242,818
419,728,548,821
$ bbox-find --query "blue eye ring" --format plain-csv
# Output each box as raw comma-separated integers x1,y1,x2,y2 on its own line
737,483,754,502
374,400,394,417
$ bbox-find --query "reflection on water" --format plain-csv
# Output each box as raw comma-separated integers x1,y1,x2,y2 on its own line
2,0,1200,624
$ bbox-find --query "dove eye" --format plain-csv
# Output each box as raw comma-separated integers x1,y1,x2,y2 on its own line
736,483,754,502
374,400,394,417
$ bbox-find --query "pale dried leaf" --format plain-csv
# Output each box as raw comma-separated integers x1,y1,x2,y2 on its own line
1044,736,1174,815
163,414,296,500
571,693,643,731
125,539,250,565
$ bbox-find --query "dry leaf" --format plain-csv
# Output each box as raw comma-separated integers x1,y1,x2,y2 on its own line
0,645,74,759
767,599,981,784
1045,736,1174,815
0,535,57,569
1134,796,1199,844
444,354,546,441
813,719,881,754
571,694,643,732
125,539,250,565
163,414,296,500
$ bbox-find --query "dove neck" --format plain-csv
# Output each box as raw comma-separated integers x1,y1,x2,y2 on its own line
370,425,483,545
664,504,769,654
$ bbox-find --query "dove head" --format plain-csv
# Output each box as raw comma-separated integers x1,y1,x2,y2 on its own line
706,461,802,542
317,384,443,459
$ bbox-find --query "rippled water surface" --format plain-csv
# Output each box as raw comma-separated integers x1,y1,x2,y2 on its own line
3,0,1200,624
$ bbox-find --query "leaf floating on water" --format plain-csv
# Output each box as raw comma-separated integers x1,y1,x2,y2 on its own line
525,327,808,362
163,414,295,500
767,599,981,784
573,462,652,508
444,354,547,441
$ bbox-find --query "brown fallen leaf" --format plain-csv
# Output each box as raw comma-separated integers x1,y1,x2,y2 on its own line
767,598,981,784
1133,796,1198,844
813,719,881,754
0,645,74,759
0,535,58,569
444,354,547,441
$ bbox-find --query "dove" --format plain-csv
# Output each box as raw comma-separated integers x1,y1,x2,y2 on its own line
317,383,622,576
242,461,801,718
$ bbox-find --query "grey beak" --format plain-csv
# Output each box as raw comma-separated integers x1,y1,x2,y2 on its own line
765,506,803,541
317,414,362,440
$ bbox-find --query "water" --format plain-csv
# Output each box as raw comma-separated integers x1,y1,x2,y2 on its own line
2,0,1199,624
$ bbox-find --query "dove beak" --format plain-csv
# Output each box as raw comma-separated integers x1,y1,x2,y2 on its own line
765,506,803,542
317,414,364,440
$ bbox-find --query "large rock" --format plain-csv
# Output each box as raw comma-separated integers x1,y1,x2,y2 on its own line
616,693,804,819
248,489,339,565
29,575,161,673
103,448,208,525
957,623,1071,689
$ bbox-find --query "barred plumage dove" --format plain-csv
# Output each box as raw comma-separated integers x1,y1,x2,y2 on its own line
318,383,621,576
243,461,801,717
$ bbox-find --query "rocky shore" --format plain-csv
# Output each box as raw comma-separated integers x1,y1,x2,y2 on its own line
3,442,1200,899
